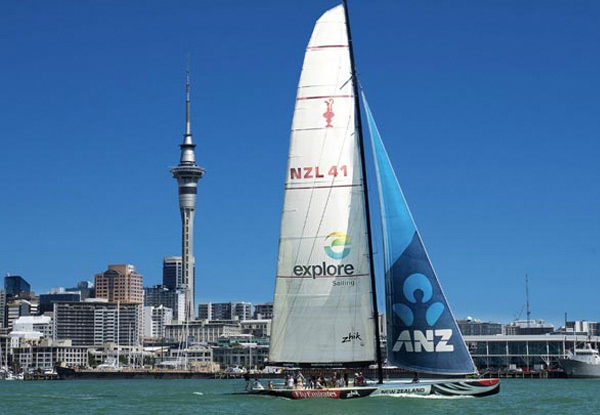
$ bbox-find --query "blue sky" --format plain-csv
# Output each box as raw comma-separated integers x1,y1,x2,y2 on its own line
1,0,598,327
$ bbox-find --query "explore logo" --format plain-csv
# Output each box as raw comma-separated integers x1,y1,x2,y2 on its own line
324,232,351,259
292,232,354,278
391,273,454,353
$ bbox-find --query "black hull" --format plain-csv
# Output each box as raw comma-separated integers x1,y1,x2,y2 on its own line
55,367,215,380
245,379,500,400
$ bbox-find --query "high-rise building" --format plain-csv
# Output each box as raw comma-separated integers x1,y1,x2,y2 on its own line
39,290,82,314
143,305,173,339
94,264,144,304
170,72,205,321
4,275,31,298
162,256,183,290
144,285,185,322
54,300,141,346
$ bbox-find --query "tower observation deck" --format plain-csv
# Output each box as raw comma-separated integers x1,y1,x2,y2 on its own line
170,71,205,321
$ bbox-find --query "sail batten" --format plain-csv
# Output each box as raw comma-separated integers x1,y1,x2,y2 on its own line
363,93,477,375
269,5,376,366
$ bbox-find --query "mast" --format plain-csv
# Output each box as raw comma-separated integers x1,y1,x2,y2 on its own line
526,273,530,331
342,0,384,384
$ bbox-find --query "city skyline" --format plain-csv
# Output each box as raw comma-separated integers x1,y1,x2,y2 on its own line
1,1,599,328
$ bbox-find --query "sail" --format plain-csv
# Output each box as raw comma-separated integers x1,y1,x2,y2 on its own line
363,93,476,375
269,5,377,366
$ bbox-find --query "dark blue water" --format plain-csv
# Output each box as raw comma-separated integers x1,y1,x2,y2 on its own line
1,378,599,415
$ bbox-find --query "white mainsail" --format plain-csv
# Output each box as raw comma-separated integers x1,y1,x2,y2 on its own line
269,5,376,366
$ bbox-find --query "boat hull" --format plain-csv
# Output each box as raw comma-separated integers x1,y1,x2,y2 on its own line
559,358,600,378
248,378,500,399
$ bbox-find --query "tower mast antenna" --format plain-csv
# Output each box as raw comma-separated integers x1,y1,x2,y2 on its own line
171,59,205,321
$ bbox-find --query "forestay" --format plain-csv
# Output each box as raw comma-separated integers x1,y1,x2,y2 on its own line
363,93,476,375
269,5,376,366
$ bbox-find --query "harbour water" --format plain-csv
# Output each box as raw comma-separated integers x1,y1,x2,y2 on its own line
1,378,599,414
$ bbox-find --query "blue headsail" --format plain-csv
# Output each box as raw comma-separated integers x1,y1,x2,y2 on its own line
362,92,476,375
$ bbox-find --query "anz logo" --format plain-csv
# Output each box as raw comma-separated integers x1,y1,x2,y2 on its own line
391,273,454,353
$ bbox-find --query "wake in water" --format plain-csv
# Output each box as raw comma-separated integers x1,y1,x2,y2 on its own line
193,392,204,396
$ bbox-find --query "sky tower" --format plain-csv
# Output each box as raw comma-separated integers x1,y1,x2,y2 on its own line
171,71,205,321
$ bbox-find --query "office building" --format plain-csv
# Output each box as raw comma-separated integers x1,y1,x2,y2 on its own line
144,285,185,322
39,289,81,314
165,320,242,344
4,275,31,298
143,305,173,339
198,302,252,321
95,264,144,304
163,256,183,290
54,300,141,346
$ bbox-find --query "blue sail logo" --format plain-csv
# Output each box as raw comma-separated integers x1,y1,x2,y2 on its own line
392,273,445,327
391,273,454,353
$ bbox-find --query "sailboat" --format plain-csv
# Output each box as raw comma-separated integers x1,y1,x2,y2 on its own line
248,1,500,399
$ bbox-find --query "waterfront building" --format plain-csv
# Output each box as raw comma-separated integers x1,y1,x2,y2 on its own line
143,305,173,339
54,300,141,346
12,339,89,370
198,302,252,321
565,320,600,336
253,302,273,320
212,336,270,370
162,256,184,290
240,319,271,338
465,333,600,371
165,320,242,344
95,264,144,304
0,333,9,365
170,72,205,321
504,320,554,335
13,315,53,338
159,343,214,370
457,317,503,336
144,285,185,322
39,289,81,314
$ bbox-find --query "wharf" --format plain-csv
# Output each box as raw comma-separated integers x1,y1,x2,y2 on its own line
479,370,565,379
24,373,60,381
56,367,216,380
